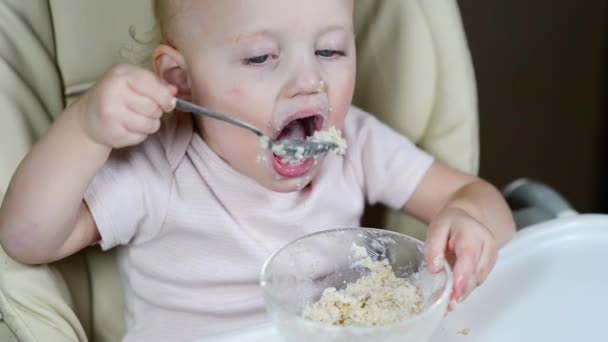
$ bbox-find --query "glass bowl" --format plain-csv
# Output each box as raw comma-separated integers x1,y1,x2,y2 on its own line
260,228,452,342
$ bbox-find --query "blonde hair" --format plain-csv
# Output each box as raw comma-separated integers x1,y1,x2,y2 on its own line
121,0,166,67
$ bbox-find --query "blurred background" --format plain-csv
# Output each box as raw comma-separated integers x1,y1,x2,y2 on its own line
457,0,607,213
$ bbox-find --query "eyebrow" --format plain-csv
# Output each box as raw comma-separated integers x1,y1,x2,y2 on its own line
232,30,276,44
319,24,353,35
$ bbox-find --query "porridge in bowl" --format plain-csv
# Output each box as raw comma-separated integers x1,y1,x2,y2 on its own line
260,228,452,342
302,244,422,326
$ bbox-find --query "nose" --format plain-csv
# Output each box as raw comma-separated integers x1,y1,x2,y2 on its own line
283,58,326,98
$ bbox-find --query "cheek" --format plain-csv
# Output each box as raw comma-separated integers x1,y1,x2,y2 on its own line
230,86,243,97
222,85,274,127
328,75,356,127
196,79,272,124
328,64,355,103
197,114,263,169
189,63,269,119
339,76,356,103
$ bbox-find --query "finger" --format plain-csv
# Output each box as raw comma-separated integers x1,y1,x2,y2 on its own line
476,239,498,286
126,95,163,119
448,299,458,312
124,132,148,146
111,130,147,148
459,271,478,303
122,112,161,135
424,219,451,273
160,81,178,112
167,83,178,96
450,243,477,303
127,70,175,113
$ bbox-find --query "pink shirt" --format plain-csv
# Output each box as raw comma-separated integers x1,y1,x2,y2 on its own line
84,106,433,341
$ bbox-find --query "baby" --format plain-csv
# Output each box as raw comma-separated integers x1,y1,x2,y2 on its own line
0,0,515,341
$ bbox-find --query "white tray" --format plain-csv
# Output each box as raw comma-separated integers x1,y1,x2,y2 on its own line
200,214,608,342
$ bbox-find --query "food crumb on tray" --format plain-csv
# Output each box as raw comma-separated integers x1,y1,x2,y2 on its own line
458,328,471,336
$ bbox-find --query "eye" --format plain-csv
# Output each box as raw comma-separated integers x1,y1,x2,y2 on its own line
315,50,346,58
243,54,276,65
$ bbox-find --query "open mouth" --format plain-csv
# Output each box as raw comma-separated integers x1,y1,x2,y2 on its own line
271,114,324,178
275,115,323,141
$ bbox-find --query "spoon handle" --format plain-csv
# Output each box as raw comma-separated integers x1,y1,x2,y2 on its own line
175,98,264,138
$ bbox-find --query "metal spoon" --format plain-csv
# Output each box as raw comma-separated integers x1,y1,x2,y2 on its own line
175,98,339,160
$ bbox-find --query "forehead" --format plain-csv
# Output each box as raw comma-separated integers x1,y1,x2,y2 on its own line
168,0,354,43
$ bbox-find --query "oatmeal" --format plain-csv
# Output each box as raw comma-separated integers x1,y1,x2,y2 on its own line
258,127,347,160
308,127,347,156
301,244,422,327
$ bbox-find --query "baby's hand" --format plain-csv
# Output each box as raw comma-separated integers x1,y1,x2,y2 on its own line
424,207,498,311
76,64,177,148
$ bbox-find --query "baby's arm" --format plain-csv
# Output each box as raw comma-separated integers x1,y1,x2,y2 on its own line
403,162,516,306
0,104,109,264
0,65,175,264
405,162,514,245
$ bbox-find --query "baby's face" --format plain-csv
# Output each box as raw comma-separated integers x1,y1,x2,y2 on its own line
167,0,355,192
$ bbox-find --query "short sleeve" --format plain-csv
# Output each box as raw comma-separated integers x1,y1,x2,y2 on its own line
84,134,173,251
344,107,434,210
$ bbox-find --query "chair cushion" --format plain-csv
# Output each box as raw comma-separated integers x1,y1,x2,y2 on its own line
50,0,156,97
0,245,87,342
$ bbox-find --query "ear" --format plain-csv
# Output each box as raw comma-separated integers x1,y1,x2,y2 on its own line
153,44,191,97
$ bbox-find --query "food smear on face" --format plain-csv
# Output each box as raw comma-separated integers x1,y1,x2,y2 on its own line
301,243,422,327
259,136,271,150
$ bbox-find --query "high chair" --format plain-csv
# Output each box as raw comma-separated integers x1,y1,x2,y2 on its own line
0,1,479,340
